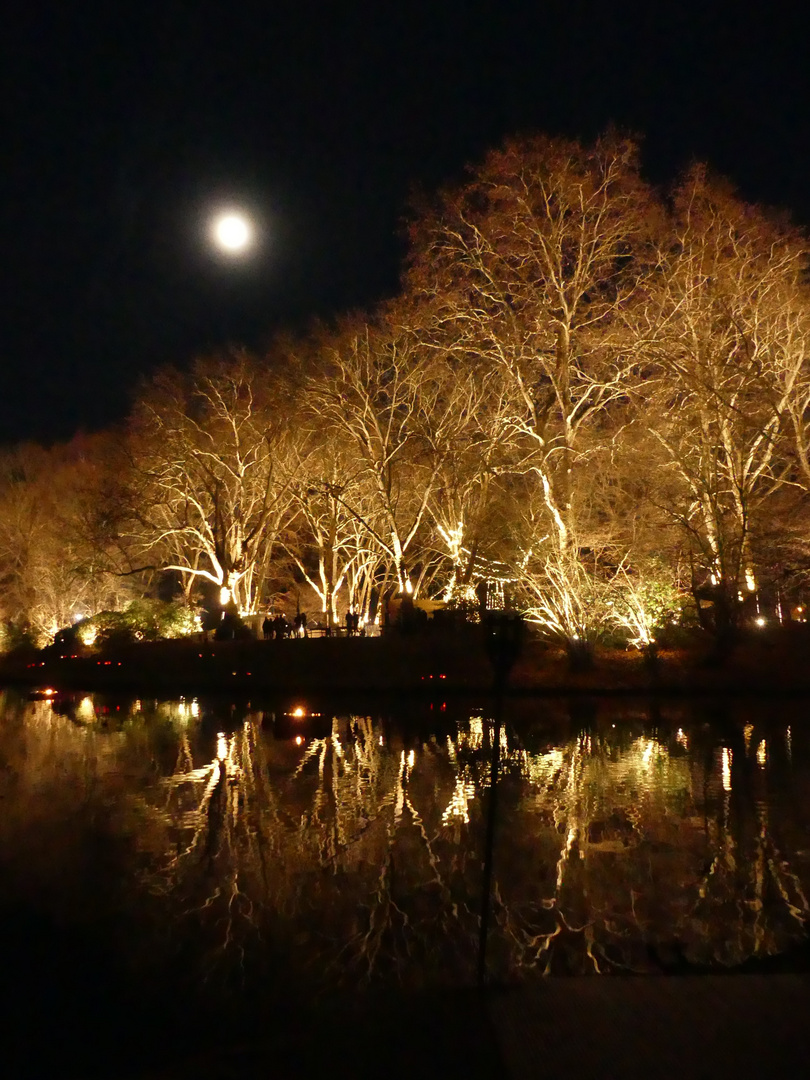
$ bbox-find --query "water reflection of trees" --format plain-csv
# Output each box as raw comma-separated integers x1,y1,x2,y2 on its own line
130,703,810,985
133,703,810,986
136,713,483,992
493,709,810,976
3,691,810,993
0,691,128,918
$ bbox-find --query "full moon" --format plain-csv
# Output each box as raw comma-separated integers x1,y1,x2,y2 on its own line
212,212,252,253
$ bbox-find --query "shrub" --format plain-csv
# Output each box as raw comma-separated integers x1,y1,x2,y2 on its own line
72,599,200,648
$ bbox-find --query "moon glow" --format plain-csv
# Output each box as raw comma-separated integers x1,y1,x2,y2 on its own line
212,212,252,253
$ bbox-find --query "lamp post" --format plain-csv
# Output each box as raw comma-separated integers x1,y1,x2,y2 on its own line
478,611,523,987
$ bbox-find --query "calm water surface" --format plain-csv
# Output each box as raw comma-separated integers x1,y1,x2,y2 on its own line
2,688,810,1009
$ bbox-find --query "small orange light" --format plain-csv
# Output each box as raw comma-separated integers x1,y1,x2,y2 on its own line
292,706,306,718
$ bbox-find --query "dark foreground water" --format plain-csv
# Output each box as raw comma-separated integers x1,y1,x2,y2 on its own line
2,688,810,1071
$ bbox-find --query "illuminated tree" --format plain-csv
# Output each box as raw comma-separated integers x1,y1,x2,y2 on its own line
635,169,810,635
405,133,657,642
0,437,133,645
420,362,519,601
4,132,810,651
127,353,299,612
283,427,377,625
303,317,466,596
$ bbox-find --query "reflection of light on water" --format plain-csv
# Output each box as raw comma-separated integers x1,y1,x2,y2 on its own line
639,737,668,770
466,716,484,750
522,734,686,815
17,695,810,989
442,776,476,825
744,723,754,751
455,715,505,754
564,826,578,856
76,696,96,724
176,697,201,721
216,732,228,761
557,826,582,889
787,726,792,761
522,748,566,786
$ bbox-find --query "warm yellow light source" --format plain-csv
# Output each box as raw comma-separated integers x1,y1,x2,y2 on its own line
755,616,766,627
292,706,306,718
219,586,231,606
212,212,251,252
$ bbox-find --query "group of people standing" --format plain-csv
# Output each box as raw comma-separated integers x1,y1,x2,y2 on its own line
262,612,308,639
261,610,369,639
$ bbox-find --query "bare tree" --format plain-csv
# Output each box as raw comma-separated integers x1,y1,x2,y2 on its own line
635,168,810,636
303,317,463,595
283,426,379,625
127,353,299,612
405,133,657,643
419,362,519,600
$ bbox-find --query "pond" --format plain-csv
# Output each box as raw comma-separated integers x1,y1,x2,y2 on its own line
2,687,810,1062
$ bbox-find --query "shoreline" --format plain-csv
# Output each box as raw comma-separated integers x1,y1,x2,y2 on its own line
3,627,810,698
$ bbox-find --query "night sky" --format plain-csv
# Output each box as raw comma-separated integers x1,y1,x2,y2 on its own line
3,1,809,445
